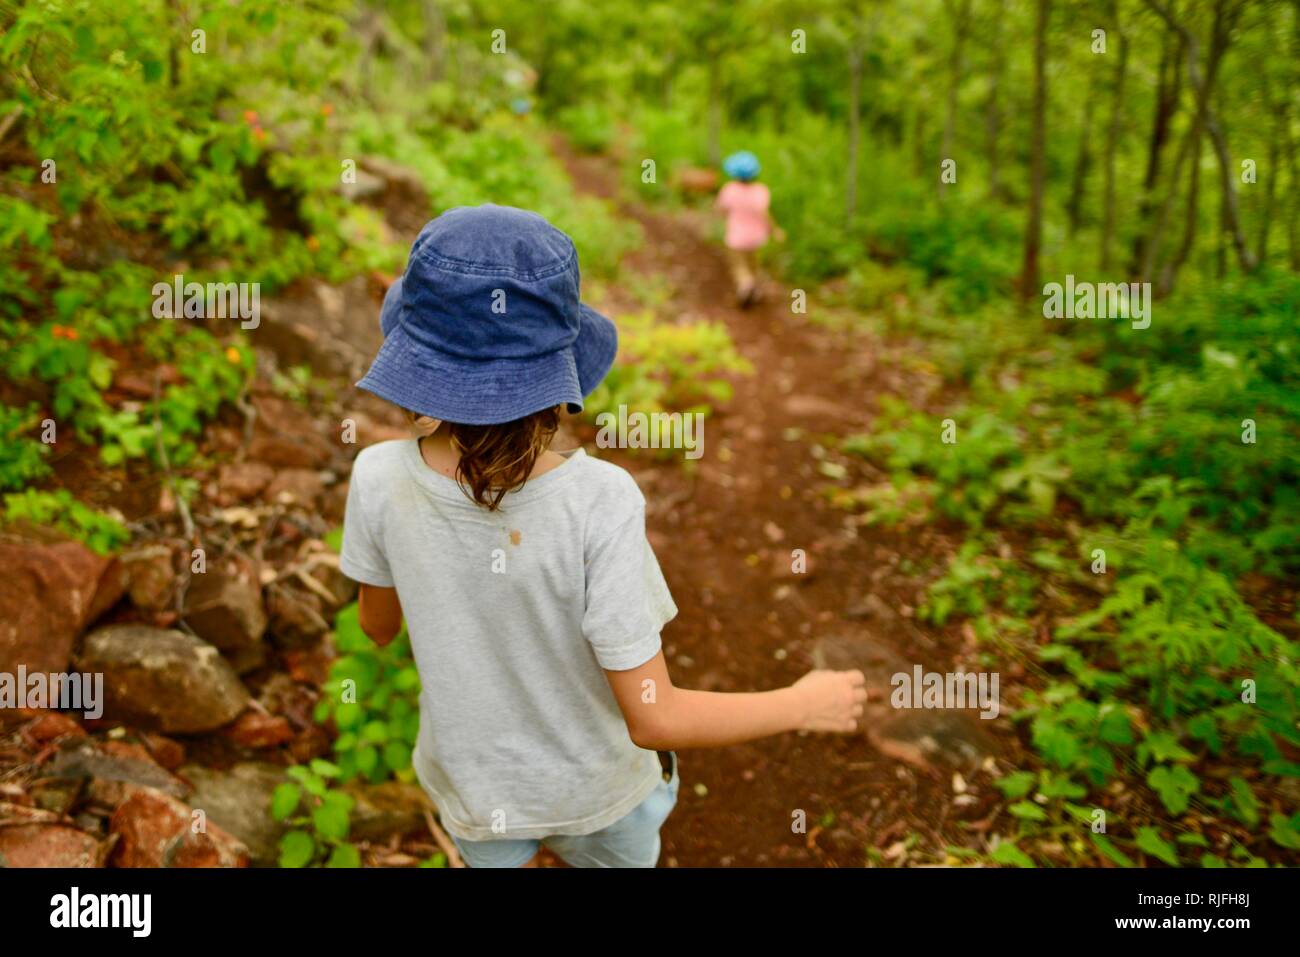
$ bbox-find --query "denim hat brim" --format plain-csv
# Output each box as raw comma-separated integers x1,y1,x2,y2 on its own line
360,290,618,425
379,278,402,338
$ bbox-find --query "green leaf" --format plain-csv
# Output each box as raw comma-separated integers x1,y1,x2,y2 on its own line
1097,707,1134,745
990,841,1035,868
278,830,316,868
1008,800,1048,821
1038,773,1086,800
1137,731,1195,766
1228,777,1260,828
270,782,302,822
1090,833,1134,868
994,771,1035,799
313,794,352,842
325,843,362,868
309,758,343,779
383,740,412,773
1135,827,1179,866
1267,813,1300,850
1147,764,1199,816
355,744,379,777
323,526,343,553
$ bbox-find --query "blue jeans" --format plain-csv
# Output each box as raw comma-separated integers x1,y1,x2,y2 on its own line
452,753,679,868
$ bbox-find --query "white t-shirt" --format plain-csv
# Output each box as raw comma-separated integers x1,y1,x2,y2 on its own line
340,440,677,840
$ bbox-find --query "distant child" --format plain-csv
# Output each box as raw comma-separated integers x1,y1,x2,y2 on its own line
715,151,783,307
342,204,865,868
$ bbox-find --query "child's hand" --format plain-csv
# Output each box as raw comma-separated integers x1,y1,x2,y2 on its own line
773,226,787,244
789,669,867,733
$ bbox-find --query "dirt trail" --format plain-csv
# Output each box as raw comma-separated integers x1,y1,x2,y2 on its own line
553,144,1005,866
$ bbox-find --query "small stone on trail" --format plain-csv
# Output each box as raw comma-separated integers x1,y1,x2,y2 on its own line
0,824,100,868
76,624,251,734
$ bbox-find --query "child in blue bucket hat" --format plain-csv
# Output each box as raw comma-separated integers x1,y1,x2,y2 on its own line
341,204,865,868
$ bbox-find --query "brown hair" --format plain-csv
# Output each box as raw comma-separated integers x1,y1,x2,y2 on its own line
406,407,561,510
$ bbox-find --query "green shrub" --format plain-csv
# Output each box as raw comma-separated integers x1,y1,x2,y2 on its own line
313,603,421,785
271,760,362,868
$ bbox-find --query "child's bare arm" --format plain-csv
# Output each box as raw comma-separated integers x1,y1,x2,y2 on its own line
605,650,865,750
358,583,403,645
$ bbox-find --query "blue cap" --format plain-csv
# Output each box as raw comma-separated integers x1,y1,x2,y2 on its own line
723,151,761,182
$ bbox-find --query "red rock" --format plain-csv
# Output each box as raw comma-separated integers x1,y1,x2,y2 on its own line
139,732,186,771
248,433,334,469
75,624,250,733
216,461,275,502
266,584,329,649
223,710,293,749
183,561,267,654
263,468,324,507
282,642,334,686
109,787,249,868
0,540,128,674
25,712,87,744
43,737,190,801
247,397,335,469
99,739,159,765
121,545,177,612
0,824,100,867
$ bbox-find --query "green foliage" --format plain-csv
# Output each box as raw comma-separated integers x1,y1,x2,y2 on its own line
3,0,634,538
3,488,128,554
835,275,1300,865
920,539,1036,627
553,102,616,153
313,603,421,785
583,311,753,437
271,760,362,869
0,404,52,491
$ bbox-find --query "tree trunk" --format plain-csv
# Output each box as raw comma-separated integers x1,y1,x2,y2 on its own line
1255,73,1282,266
1146,0,1256,278
1157,4,1231,295
1099,5,1128,270
1020,0,1049,299
1065,92,1095,236
1291,0,1300,269
939,0,972,200
707,58,722,167
422,0,447,82
985,0,1006,200
846,40,862,223
1130,32,1183,276
1158,135,1202,296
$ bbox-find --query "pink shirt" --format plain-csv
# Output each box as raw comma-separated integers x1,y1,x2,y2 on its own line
716,181,772,251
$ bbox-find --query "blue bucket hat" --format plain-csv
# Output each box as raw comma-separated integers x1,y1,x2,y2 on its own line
723,150,761,182
360,204,618,425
